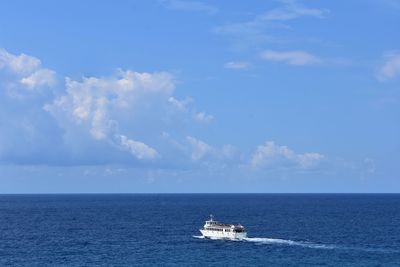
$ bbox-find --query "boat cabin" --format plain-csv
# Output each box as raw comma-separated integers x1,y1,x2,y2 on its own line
204,215,246,233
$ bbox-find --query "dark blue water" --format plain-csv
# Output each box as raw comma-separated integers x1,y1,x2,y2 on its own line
0,194,399,266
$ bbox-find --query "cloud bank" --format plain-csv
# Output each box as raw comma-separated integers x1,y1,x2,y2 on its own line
0,48,324,174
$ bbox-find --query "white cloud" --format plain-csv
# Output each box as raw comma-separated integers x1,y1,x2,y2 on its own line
0,49,62,163
251,141,323,169
193,111,213,123
45,70,175,160
186,136,213,160
0,48,222,165
0,48,57,92
0,48,330,173
214,0,328,48
260,50,322,66
377,51,400,81
262,0,328,21
168,96,192,111
224,61,250,70
296,153,325,169
0,48,41,75
186,136,237,163
119,135,158,160
20,69,56,89
160,0,218,14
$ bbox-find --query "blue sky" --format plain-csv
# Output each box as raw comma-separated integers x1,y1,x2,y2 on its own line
0,0,399,193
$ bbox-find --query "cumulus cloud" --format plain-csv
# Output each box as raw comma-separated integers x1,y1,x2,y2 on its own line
377,51,400,81
251,141,324,169
160,0,218,14
0,49,62,163
168,96,192,111
186,136,238,163
119,135,158,160
20,69,56,89
0,48,56,93
44,70,176,160
260,50,322,66
1,48,226,166
0,48,41,74
224,61,250,70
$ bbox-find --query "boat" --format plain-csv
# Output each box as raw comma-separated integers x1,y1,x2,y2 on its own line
199,215,247,240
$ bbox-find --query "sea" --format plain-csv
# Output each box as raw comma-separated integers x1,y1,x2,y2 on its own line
0,194,399,266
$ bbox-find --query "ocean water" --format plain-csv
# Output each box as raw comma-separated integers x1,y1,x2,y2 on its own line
0,194,399,266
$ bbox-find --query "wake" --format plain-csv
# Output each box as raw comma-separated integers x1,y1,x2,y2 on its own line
193,236,399,253
193,235,333,249
193,235,336,249
243,237,336,249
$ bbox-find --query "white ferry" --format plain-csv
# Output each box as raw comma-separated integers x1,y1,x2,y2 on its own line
200,215,247,240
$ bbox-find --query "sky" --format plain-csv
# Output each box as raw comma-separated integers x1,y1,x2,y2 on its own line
0,0,399,193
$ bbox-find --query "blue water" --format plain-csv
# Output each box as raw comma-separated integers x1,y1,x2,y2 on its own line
0,194,399,266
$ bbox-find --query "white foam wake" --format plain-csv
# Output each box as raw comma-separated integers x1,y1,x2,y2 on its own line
193,235,334,249
243,237,335,249
193,236,400,253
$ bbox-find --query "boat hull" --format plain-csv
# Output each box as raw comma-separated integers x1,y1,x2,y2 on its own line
200,229,247,240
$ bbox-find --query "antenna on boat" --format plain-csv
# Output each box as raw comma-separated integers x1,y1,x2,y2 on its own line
210,214,214,221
